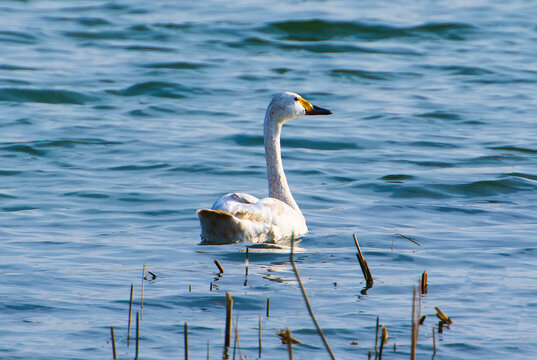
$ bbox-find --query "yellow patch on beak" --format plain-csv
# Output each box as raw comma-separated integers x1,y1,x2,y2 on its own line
297,97,313,113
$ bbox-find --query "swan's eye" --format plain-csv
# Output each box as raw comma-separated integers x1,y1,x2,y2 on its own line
294,97,299,101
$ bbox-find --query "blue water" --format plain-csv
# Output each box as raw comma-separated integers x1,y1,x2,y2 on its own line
1,1,537,359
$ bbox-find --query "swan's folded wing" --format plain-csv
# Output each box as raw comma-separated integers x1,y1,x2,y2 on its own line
200,193,307,243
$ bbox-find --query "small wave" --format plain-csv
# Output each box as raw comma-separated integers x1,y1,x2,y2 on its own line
0,30,37,44
330,69,421,81
0,144,46,156
124,45,175,52
64,27,168,41
417,111,462,120
107,81,206,98
0,87,97,104
0,64,37,71
381,174,415,181
45,16,112,27
109,163,170,171
424,65,494,76
261,19,475,42
488,146,537,154
64,191,109,199
141,61,207,70
226,37,420,55
229,134,359,150
34,139,121,148
506,172,537,181
434,178,536,197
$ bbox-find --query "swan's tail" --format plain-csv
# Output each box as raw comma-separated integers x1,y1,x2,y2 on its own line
197,209,245,244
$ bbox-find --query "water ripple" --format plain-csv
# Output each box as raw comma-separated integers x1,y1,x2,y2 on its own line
261,19,476,41
0,88,97,104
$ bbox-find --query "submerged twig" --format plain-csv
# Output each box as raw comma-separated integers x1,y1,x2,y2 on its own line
290,236,337,360
392,233,422,250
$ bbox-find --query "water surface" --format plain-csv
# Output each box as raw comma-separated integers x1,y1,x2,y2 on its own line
1,1,537,359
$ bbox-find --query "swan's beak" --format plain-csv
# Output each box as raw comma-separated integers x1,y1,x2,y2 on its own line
299,97,332,115
307,104,332,116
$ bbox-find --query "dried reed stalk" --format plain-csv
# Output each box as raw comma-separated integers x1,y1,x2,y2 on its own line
432,326,436,358
411,286,417,360
378,325,388,360
214,259,224,274
258,314,262,358
434,306,453,324
290,236,337,360
244,246,249,286
266,296,270,318
286,328,293,360
353,234,373,287
225,291,233,348
141,264,146,313
375,316,379,360
110,326,117,360
135,311,140,360
128,283,133,346
421,270,428,295
184,322,188,360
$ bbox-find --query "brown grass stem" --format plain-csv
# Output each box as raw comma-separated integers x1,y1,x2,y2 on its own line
290,237,337,360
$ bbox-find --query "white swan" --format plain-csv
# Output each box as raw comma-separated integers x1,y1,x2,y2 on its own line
197,92,332,244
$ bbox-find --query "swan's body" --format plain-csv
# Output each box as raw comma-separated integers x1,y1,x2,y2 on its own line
197,92,331,244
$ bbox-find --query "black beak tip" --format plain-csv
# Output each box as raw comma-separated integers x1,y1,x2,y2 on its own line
309,104,332,115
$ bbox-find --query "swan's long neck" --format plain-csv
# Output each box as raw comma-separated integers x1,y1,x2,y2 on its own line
264,116,301,213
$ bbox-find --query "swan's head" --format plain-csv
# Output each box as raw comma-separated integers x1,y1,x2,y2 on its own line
265,92,332,124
